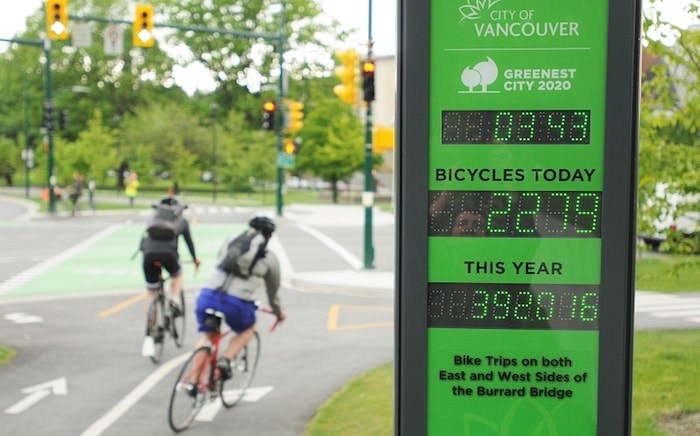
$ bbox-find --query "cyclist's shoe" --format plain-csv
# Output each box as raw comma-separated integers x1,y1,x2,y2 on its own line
169,300,182,318
217,357,232,381
141,336,155,357
181,382,198,398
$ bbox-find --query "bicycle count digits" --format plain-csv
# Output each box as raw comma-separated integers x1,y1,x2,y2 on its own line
429,190,602,238
428,283,599,331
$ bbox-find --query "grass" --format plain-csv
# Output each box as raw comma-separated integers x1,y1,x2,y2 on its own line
636,255,700,292
305,363,393,436
633,330,700,436
305,258,700,435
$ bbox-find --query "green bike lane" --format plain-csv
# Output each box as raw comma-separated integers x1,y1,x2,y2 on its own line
0,222,247,301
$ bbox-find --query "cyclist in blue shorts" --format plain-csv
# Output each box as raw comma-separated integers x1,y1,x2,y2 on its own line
194,216,286,379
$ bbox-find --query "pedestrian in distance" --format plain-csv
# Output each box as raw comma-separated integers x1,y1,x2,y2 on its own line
125,172,139,207
193,215,286,379
87,178,96,210
66,171,84,216
139,196,201,357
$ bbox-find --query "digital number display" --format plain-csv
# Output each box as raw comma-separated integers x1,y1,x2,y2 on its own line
442,110,590,144
429,190,601,238
428,283,599,330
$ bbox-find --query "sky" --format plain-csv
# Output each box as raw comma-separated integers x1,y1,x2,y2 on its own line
0,0,695,93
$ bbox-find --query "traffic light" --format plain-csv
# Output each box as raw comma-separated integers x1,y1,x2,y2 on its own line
333,49,359,105
46,0,69,40
59,109,69,130
43,102,56,132
262,99,277,131
362,60,376,102
284,99,304,134
282,138,299,156
133,4,155,47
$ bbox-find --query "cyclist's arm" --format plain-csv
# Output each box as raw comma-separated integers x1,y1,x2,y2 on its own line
180,220,198,261
262,252,283,317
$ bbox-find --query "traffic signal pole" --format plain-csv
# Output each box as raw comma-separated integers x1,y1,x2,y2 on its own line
276,0,286,218
362,0,375,269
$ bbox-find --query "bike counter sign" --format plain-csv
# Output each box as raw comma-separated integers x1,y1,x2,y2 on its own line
428,0,607,434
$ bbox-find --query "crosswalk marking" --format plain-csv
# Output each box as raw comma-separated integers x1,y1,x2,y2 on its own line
635,292,700,324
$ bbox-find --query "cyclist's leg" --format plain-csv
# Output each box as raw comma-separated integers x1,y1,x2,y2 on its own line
142,254,163,312
161,252,183,304
219,295,257,361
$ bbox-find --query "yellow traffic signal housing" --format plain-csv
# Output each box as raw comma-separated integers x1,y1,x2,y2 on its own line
133,4,155,47
333,49,359,105
373,125,395,153
46,0,69,40
284,100,304,134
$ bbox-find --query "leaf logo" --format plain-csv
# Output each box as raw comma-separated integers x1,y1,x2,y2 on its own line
459,0,502,21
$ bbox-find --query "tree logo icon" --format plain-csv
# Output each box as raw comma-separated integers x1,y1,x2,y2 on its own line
459,0,503,21
460,57,500,93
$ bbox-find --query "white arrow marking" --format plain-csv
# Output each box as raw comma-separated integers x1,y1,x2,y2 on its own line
195,386,274,422
5,312,43,324
5,377,68,414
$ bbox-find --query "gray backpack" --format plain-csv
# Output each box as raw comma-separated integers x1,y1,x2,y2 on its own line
218,230,267,278
146,204,185,240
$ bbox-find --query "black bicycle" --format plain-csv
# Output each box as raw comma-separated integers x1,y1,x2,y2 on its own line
145,262,186,364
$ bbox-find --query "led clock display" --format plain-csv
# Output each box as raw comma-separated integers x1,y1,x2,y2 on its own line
442,110,591,144
428,283,599,330
429,190,601,238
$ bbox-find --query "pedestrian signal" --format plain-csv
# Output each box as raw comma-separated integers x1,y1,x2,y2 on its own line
133,4,155,47
46,0,69,40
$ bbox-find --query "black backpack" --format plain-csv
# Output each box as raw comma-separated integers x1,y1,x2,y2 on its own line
218,230,268,278
146,204,185,240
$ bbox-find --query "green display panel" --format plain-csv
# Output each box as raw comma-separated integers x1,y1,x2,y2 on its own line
428,0,608,433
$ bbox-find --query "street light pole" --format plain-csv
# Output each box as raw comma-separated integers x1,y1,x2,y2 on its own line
210,102,219,203
363,0,375,269
276,0,287,217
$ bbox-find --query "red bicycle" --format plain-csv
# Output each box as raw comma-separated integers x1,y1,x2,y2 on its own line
168,304,277,432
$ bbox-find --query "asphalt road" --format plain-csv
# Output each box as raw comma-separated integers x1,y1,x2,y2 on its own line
0,196,394,436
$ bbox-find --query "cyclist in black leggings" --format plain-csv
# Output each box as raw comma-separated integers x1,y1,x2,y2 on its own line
140,196,200,356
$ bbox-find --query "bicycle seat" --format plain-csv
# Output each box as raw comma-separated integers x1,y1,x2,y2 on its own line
203,308,225,330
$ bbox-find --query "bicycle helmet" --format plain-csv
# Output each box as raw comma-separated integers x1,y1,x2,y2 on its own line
249,215,276,236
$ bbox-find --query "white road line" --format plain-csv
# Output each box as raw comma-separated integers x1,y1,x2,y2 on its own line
268,234,295,283
80,352,190,436
0,225,123,296
296,223,363,270
195,387,274,422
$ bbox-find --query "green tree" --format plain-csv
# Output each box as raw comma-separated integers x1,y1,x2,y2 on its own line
0,137,20,185
54,110,117,186
295,98,364,202
640,3,700,234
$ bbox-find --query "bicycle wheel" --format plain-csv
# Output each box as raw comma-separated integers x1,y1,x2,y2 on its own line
168,346,212,432
221,331,260,408
146,295,166,364
170,291,186,348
